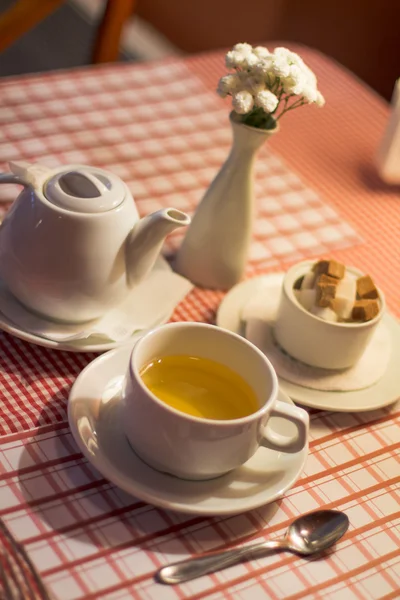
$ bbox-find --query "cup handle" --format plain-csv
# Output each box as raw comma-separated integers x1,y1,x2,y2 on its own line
260,401,309,453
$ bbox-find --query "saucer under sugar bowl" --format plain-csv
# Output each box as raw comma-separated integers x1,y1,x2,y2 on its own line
0,161,190,323
274,260,385,370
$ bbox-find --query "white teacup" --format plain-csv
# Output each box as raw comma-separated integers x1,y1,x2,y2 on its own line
121,322,309,481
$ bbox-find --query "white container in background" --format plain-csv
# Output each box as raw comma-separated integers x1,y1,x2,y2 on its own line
376,78,400,184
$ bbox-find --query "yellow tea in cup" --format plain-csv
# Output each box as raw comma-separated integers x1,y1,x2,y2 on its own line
140,355,259,420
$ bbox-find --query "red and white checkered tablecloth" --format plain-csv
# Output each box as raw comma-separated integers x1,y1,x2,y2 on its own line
0,44,399,599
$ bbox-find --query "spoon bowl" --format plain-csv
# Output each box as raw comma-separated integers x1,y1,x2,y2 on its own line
285,509,349,555
156,509,349,584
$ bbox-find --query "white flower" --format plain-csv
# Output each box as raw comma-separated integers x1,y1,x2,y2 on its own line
243,75,265,94
253,46,270,59
290,64,319,103
241,52,260,69
225,50,248,69
271,48,323,106
254,57,275,79
315,91,325,107
232,43,253,54
273,47,291,58
302,64,317,88
217,74,241,97
302,85,318,103
255,90,279,112
274,47,301,65
225,43,255,69
300,65,323,105
281,65,305,94
232,90,254,114
272,47,310,80
272,55,291,78
225,47,260,70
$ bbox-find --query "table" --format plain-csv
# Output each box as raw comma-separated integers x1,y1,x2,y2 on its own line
0,44,399,600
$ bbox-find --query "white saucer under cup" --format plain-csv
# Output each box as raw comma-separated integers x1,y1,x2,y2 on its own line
68,344,308,516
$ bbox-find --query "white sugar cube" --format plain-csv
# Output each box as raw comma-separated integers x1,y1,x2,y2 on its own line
301,271,316,290
297,288,317,311
332,276,356,319
311,305,338,322
331,296,353,320
337,276,356,301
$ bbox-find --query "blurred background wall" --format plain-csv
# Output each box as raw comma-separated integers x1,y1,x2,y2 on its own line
135,0,400,101
0,0,399,101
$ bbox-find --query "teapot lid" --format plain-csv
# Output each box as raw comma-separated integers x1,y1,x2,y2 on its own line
44,166,126,213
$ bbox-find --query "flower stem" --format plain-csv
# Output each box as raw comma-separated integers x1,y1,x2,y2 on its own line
276,97,306,119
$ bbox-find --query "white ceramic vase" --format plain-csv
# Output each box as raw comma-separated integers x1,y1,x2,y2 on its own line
175,112,279,290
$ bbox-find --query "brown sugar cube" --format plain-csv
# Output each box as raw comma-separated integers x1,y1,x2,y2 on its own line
318,273,340,287
316,281,337,307
352,299,380,322
312,260,329,275
312,259,345,279
356,275,379,300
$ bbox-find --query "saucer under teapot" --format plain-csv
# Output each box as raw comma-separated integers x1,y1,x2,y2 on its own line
0,161,190,323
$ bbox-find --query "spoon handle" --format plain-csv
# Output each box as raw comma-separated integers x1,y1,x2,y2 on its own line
156,539,285,584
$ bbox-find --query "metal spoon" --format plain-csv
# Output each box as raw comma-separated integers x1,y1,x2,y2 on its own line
156,510,349,585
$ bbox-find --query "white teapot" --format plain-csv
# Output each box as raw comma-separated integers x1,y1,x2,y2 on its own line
0,162,190,323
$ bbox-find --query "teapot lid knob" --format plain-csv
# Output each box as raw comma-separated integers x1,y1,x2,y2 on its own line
44,165,126,213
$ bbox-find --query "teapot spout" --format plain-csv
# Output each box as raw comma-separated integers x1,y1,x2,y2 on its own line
125,208,190,286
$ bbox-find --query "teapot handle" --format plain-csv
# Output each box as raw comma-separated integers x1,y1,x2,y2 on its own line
0,173,29,197
0,174,30,225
